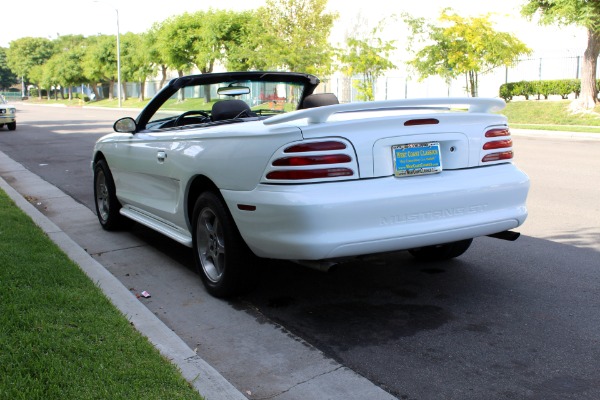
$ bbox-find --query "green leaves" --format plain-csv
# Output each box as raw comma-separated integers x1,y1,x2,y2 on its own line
2,1,338,97
338,22,396,101
5,37,54,80
522,0,600,30
258,0,338,75
404,9,531,97
0,48,18,90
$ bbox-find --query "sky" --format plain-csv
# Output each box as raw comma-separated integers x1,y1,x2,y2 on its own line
1,0,586,57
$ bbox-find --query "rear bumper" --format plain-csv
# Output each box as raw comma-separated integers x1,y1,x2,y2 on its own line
222,163,529,260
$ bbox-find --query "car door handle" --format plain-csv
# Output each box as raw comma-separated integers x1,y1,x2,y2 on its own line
157,151,167,163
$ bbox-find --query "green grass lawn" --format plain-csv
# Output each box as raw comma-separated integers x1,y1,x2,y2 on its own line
500,100,600,133
25,97,151,109
0,189,203,400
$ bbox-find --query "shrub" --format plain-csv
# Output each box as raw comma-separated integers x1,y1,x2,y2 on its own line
499,79,581,101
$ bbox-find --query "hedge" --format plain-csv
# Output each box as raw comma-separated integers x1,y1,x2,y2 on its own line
29,88,89,101
499,79,584,101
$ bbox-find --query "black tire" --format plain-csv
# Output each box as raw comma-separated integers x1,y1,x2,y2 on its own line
93,159,129,230
0,124,4,129
408,239,473,261
192,191,256,298
7,122,16,131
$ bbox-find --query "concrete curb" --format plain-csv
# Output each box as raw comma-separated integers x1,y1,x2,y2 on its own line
511,128,600,141
0,155,247,400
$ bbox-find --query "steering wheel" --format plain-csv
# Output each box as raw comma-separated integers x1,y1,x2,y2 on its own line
175,110,210,126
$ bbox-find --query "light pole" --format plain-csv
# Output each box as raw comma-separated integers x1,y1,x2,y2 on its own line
115,7,122,108
94,1,122,107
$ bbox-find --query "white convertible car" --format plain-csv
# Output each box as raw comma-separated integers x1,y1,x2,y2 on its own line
93,71,529,297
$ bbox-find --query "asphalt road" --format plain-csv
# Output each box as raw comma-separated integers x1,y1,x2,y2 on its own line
1,103,599,399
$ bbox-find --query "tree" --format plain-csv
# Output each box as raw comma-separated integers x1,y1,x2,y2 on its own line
42,57,61,99
28,65,46,99
120,32,156,101
403,9,531,97
257,0,338,75
154,12,203,86
49,35,87,100
156,9,259,77
155,10,261,101
209,10,258,72
522,0,600,110
0,48,18,91
338,19,397,101
5,37,54,92
83,35,119,100
146,23,170,89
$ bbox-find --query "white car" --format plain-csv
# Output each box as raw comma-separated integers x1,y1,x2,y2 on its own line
93,72,529,297
0,95,16,131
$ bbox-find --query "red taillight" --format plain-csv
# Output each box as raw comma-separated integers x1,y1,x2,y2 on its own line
284,141,346,153
482,127,513,163
267,140,355,181
272,154,352,166
485,128,510,137
266,168,354,180
483,139,513,150
482,151,513,162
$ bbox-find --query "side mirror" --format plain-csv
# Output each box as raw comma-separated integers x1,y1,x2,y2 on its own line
113,117,136,133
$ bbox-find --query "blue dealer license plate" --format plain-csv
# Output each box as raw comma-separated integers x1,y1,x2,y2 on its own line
393,142,442,177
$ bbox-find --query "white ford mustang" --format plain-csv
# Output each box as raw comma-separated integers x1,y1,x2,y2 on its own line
92,71,529,297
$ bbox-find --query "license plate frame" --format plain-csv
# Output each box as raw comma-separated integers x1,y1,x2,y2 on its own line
392,142,442,177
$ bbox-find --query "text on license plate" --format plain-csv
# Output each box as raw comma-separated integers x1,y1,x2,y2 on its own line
392,142,442,177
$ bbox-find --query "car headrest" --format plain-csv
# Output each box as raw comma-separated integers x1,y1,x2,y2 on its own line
300,93,339,109
211,100,252,121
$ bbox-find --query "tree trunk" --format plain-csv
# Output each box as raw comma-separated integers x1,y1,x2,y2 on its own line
139,79,145,101
573,28,600,110
200,65,214,103
159,65,167,88
177,70,185,102
91,83,100,100
121,81,128,101
108,80,114,100
467,70,478,97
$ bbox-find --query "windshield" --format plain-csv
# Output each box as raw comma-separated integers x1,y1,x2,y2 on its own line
148,79,306,126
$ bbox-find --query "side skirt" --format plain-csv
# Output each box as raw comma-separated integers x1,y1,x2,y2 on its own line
120,206,193,247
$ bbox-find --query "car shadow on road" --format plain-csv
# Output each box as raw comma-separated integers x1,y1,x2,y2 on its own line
110,222,600,399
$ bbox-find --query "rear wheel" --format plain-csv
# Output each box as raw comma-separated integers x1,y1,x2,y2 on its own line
93,159,129,230
7,122,15,131
192,192,256,298
408,239,473,261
